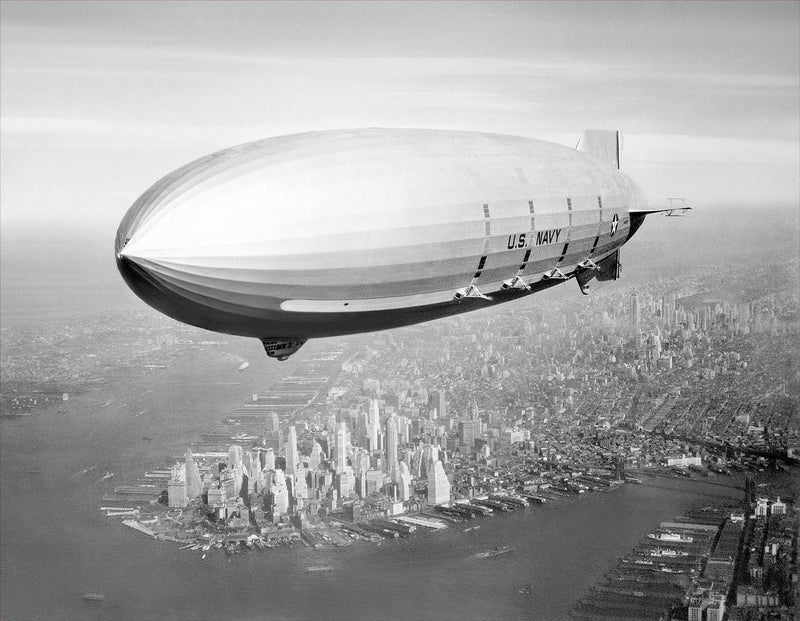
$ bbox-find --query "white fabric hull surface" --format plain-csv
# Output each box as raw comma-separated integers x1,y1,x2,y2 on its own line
115,128,648,344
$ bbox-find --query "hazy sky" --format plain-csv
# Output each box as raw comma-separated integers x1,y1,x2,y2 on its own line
2,1,798,241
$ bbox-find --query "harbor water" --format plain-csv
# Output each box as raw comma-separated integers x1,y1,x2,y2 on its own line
0,343,745,621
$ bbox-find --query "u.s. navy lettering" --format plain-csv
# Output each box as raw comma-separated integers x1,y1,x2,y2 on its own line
507,228,561,249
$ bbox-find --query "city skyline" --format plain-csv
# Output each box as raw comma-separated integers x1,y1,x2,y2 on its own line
1,3,798,620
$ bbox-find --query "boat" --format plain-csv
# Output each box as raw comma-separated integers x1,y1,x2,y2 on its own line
519,583,533,594
476,545,514,559
101,472,114,481
648,532,693,543
305,565,334,572
659,566,688,574
649,547,688,557
82,593,104,602
238,361,250,371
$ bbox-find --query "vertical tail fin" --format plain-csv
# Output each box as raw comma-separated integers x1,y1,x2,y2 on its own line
576,130,621,169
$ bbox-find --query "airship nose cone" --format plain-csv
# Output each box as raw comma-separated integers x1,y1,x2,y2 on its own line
116,252,151,302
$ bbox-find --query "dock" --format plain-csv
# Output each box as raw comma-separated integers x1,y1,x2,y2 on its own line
396,515,447,530
122,519,155,538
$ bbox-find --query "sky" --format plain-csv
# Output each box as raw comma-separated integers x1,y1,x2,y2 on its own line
1,1,798,242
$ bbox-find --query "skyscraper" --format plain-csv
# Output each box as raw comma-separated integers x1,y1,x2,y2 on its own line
184,448,201,499
427,460,451,506
368,399,380,452
294,468,308,500
630,292,640,329
386,413,399,482
285,426,298,476
228,445,243,470
459,419,482,448
398,461,412,501
309,441,323,470
272,470,289,517
428,390,446,420
168,478,188,508
336,422,348,471
264,447,276,472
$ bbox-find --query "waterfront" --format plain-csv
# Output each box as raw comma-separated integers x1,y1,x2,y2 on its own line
0,341,748,621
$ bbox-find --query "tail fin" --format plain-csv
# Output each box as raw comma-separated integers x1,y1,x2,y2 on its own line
576,130,621,169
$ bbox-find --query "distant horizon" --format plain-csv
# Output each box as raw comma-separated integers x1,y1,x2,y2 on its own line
2,1,798,242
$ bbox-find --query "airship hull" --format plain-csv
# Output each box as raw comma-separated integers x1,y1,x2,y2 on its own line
116,129,647,351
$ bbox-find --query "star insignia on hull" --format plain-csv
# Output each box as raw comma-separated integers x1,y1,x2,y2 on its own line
610,213,619,236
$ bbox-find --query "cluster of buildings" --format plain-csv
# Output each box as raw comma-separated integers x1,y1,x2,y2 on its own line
140,259,798,544
732,494,797,617
165,397,452,528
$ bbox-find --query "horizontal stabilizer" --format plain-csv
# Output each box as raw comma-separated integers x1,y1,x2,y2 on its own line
576,130,621,169
630,198,692,217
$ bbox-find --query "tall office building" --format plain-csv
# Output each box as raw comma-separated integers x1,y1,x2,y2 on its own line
272,470,289,517
398,461,412,501
264,447,276,472
427,460,451,506
386,413,399,482
459,419,482,448
228,445,243,470
630,292,640,329
397,415,409,444
337,470,351,498
285,426,299,476
294,468,308,500
268,412,280,433
184,449,201,499
309,441,323,470
428,390,446,420
207,486,225,506
336,422,348,471
368,399,380,452
168,478,188,508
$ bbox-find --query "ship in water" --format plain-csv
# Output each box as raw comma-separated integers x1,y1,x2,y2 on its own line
475,545,515,559
238,361,250,371
82,593,104,602
305,565,334,572
647,532,694,543
648,547,689,557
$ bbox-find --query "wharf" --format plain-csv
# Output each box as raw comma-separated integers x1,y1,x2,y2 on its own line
397,515,447,530
428,507,464,522
471,498,510,512
372,519,414,535
114,485,161,497
338,523,382,542
122,520,155,538
452,502,489,517
358,523,399,539
488,493,528,508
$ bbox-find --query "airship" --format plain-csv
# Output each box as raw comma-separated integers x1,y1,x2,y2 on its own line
116,128,686,360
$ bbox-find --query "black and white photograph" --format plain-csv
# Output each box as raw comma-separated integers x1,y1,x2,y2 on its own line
1,2,798,620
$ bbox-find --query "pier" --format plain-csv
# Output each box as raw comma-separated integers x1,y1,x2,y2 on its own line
396,515,447,530
122,520,155,538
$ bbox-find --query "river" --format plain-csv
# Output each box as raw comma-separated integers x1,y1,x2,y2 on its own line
0,339,750,621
